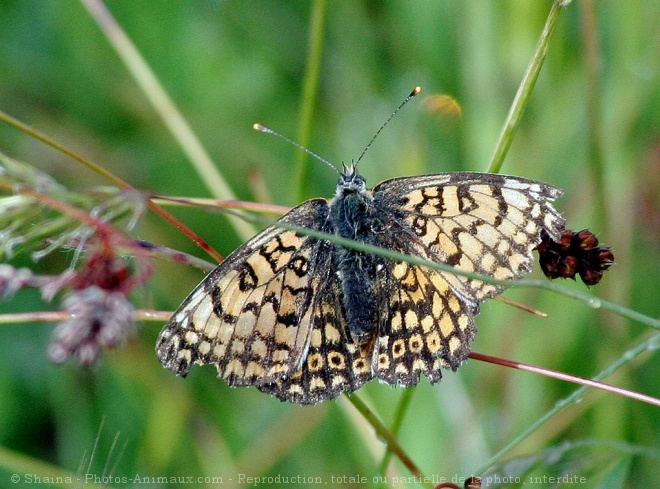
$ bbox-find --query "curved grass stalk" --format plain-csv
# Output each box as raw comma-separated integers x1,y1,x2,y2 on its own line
79,0,255,242
0,111,224,263
376,388,416,479
269,220,659,330
345,394,435,489
473,331,660,476
470,350,660,406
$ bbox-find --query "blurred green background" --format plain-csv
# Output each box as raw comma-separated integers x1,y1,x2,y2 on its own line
0,1,658,488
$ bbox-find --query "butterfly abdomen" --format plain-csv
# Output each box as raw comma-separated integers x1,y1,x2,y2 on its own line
333,247,378,343
329,182,381,345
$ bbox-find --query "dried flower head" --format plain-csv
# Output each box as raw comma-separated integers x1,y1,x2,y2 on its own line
2,152,155,366
48,286,136,366
536,228,614,286
44,235,151,365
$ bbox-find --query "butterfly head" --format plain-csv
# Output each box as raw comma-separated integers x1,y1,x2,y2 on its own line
336,163,367,197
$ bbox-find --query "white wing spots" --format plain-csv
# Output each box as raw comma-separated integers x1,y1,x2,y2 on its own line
177,349,191,364
204,321,220,340
325,323,341,343
480,252,496,272
198,341,211,355
184,331,199,345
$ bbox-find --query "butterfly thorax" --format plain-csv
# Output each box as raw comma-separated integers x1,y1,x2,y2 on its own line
329,168,382,347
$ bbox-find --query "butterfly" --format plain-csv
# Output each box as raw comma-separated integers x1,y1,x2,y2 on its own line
156,162,564,405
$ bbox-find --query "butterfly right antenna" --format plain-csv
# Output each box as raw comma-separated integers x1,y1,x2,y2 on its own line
353,86,422,170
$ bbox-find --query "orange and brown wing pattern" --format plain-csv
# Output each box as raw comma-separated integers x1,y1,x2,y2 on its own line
372,260,477,386
374,172,565,303
156,199,331,387
368,172,564,384
258,271,374,404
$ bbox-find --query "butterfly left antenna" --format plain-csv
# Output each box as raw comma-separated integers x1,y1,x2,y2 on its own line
253,123,341,175
353,86,422,170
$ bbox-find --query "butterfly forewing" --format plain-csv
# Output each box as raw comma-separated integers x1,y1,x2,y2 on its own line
157,199,331,386
373,172,564,303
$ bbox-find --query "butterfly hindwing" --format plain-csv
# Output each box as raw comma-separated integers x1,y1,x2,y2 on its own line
156,199,331,386
258,270,374,404
372,259,478,386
